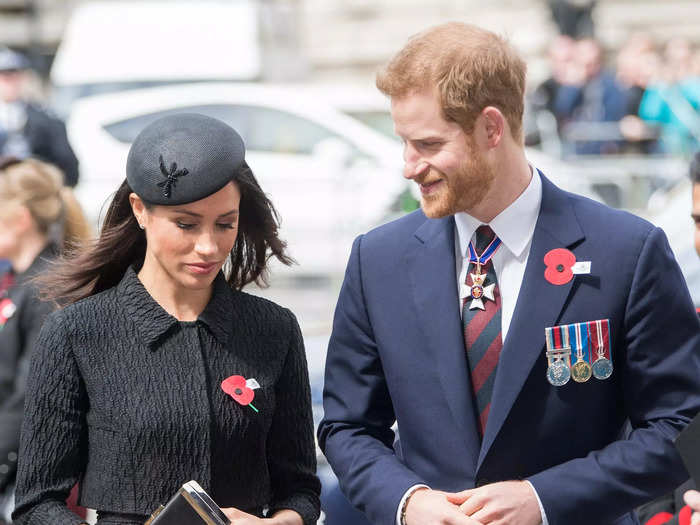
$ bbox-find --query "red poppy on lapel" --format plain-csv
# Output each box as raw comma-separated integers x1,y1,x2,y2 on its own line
0,298,16,327
544,248,576,285
221,375,255,406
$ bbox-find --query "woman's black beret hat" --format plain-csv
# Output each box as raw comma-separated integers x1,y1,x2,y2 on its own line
126,113,246,205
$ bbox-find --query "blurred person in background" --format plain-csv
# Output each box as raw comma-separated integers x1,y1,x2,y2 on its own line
554,37,629,154
692,49,700,79
530,34,577,147
616,33,661,153
531,35,576,120
0,157,89,524
638,38,700,156
0,48,79,187
636,151,700,525
11,114,321,525
547,0,596,39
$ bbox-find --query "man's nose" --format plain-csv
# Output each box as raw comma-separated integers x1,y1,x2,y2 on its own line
402,143,428,180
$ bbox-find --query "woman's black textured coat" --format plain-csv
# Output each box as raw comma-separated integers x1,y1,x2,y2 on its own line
13,267,321,525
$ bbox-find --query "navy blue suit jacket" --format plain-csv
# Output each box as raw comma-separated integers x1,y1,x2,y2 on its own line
318,176,700,525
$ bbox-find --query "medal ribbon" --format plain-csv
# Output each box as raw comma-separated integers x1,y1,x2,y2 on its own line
574,323,583,360
467,234,502,272
590,319,610,361
571,323,589,362
548,325,571,367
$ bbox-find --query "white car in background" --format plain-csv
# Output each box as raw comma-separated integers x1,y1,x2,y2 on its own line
67,82,407,277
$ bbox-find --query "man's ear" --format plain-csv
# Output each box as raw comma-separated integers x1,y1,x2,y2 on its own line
480,106,506,148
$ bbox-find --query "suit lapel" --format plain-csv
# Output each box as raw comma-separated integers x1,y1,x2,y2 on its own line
407,215,481,463
478,176,585,468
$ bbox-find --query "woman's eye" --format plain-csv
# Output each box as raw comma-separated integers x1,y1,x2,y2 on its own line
216,223,237,230
176,221,195,230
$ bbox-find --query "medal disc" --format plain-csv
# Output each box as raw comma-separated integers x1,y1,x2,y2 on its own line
571,360,592,383
471,284,483,299
592,358,613,380
547,360,570,387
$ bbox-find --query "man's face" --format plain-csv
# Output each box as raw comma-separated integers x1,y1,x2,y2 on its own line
692,183,700,257
577,40,602,81
391,89,495,219
0,71,24,102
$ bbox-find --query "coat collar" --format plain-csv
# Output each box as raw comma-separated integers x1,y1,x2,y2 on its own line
116,266,234,349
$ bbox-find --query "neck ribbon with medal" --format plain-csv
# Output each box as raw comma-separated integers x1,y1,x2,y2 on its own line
464,234,502,311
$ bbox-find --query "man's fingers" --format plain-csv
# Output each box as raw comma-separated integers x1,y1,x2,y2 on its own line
446,489,473,504
469,506,500,524
459,495,485,516
446,506,483,525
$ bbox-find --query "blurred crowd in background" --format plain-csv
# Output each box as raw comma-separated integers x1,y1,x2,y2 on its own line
529,31,700,158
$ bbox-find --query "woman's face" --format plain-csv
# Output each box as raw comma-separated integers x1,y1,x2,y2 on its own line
0,204,27,261
131,182,242,291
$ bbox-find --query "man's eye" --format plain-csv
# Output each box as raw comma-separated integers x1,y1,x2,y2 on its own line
176,221,195,230
419,141,439,148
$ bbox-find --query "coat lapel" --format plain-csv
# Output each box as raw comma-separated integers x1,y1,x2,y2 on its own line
478,176,585,468
407,215,481,463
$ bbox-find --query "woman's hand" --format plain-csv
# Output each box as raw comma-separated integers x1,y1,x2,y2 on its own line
221,507,266,524
221,507,303,525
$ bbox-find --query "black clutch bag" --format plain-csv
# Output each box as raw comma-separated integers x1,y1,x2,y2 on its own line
145,481,230,525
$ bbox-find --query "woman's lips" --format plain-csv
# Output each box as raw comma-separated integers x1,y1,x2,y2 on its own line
186,262,218,275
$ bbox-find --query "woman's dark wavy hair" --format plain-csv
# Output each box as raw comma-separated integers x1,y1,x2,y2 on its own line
41,162,293,306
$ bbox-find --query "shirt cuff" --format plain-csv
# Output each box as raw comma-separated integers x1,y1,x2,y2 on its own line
395,484,430,525
526,480,548,525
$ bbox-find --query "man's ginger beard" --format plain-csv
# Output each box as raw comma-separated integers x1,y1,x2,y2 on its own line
419,145,496,219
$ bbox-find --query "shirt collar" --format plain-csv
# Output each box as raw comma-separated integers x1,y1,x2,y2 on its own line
117,266,234,349
454,166,542,259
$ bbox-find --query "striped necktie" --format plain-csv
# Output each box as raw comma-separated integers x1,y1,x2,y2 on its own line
462,225,503,437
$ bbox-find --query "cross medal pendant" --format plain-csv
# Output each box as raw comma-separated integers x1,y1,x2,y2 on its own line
468,262,496,310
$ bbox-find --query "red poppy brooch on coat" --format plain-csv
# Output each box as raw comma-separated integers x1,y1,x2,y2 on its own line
221,375,259,412
0,298,16,329
544,248,591,285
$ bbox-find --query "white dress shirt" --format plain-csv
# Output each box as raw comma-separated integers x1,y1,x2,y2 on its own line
396,168,548,525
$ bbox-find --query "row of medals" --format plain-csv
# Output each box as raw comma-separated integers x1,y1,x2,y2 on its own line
546,346,613,387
